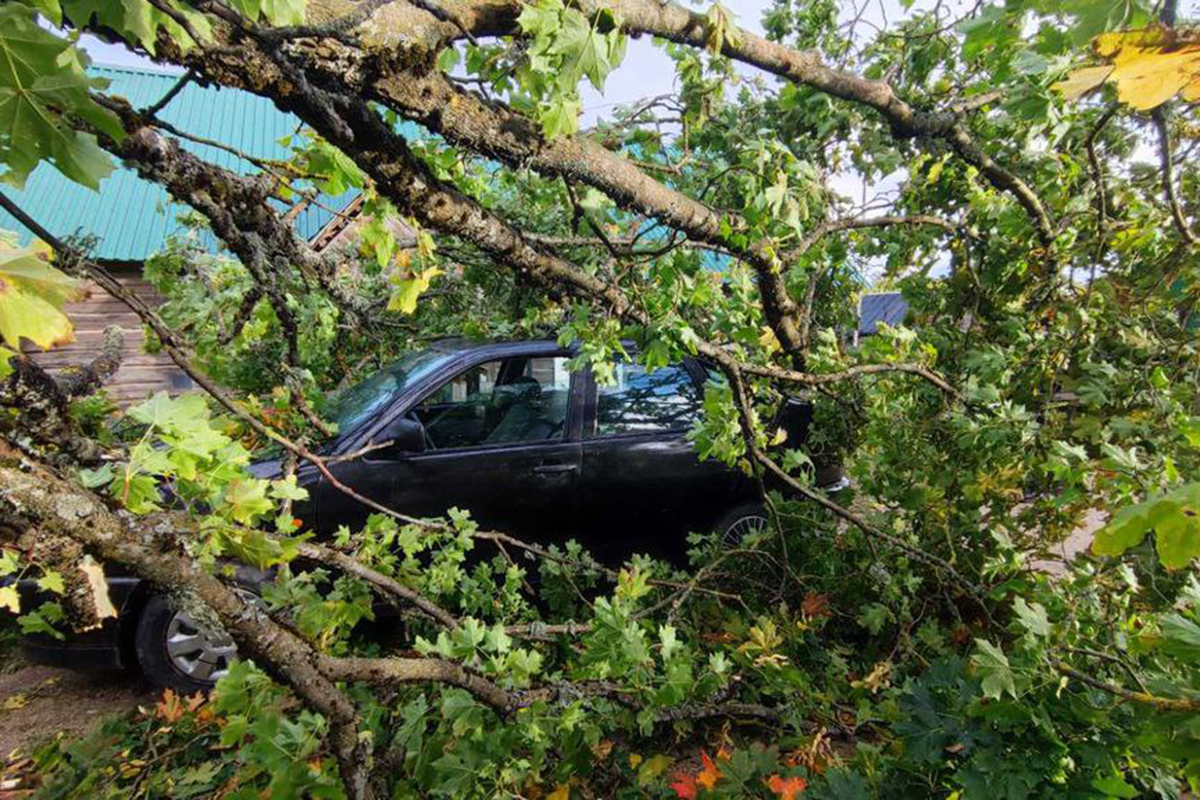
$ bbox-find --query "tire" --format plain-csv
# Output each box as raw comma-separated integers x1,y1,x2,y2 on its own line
711,503,795,604
134,593,239,694
712,502,771,548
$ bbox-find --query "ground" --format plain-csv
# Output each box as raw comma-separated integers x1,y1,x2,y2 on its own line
0,625,157,795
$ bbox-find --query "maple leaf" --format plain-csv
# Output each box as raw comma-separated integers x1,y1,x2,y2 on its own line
1055,25,1200,110
670,770,698,799
156,688,184,724
0,241,85,375
767,774,808,799
800,592,831,619
697,750,722,790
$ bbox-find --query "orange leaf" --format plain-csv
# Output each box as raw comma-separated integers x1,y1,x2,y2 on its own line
767,774,808,799
670,771,698,799
801,593,831,619
697,751,722,790
155,688,184,724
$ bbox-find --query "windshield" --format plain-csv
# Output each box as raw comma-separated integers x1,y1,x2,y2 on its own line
327,349,453,435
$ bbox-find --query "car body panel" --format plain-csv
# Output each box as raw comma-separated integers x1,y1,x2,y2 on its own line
21,338,844,672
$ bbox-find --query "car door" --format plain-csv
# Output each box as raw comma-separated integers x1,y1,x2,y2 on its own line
334,350,584,543
576,359,748,558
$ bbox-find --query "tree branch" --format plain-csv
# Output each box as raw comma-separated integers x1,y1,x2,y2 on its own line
1152,107,1198,247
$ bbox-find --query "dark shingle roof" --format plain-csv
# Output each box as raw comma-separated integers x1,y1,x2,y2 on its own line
0,64,356,261
859,292,908,335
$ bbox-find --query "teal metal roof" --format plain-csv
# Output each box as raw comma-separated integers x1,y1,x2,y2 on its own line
0,64,356,261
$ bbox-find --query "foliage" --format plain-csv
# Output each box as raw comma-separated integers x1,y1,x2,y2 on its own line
0,236,83,379
1,0,1199,798
1055,25,1200,110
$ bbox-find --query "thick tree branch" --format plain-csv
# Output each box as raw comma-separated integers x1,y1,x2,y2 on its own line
1152,107,1199,247
0,441,375,800
55,325,125,399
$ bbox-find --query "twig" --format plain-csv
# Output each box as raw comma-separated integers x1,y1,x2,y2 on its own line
142,69,194,117
1055,660,1200,712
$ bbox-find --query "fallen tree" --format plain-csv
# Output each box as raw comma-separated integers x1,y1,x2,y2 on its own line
0,0,1199,797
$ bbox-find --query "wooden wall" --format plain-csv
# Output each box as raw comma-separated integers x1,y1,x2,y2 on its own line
28,272,193,407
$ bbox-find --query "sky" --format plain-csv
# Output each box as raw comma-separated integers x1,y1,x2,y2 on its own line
80,0,935,122
74,0,963,282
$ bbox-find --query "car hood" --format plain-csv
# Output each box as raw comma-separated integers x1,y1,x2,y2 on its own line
247,458,284,480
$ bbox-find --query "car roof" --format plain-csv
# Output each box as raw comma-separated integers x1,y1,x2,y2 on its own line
424,337,566,359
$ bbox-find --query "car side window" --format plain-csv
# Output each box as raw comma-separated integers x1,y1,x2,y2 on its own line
594,362,702,436
414,356,571,449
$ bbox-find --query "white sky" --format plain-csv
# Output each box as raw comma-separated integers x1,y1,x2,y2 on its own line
78,0,1171,282
72,0,953,283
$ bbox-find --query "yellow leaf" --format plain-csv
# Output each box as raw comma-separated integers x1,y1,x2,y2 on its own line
769,428,788,446
637,754,674,786
0,242,84,352
0,585,19,614
759,325,780,355
1057,25,1200,110
1052,65,1113,100
547,784,570,800
387,266,445,315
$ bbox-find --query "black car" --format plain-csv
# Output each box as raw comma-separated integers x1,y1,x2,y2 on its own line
21,338,841,691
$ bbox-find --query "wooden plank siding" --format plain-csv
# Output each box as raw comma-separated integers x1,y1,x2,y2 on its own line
21,202,382,408
25,273,193,407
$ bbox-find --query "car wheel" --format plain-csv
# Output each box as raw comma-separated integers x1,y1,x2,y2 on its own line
135,593,239,694
712,503,797,604
714,503,770,548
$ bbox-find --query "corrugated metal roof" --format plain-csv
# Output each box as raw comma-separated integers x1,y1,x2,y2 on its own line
0,63,357,261
859,292,908,335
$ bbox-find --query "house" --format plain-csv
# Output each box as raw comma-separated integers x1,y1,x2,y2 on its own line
854,291,908,346
0,64,364,405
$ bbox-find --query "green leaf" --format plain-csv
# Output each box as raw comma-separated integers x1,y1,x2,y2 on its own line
63,0,212,53
1013,597,1051,637
1161,613,1200,663
550,8,611,90
17,601,63,639
270,476,309,502
972,639,1016,699
1091,771,1140,798
36,571,64,595
387,265,444,314
705,3,740,54
26,0,62,25
0,344,14,380
540,94,580,139
225,478,275,524
1094,484,1200,569
1155,484,1200,570
226,0,304,26
217,525,298,569
0,6,122,188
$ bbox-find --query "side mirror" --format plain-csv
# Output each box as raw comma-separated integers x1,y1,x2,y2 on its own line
373,416,426,456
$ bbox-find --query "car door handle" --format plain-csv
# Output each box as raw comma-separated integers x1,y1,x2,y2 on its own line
532,463,576,475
